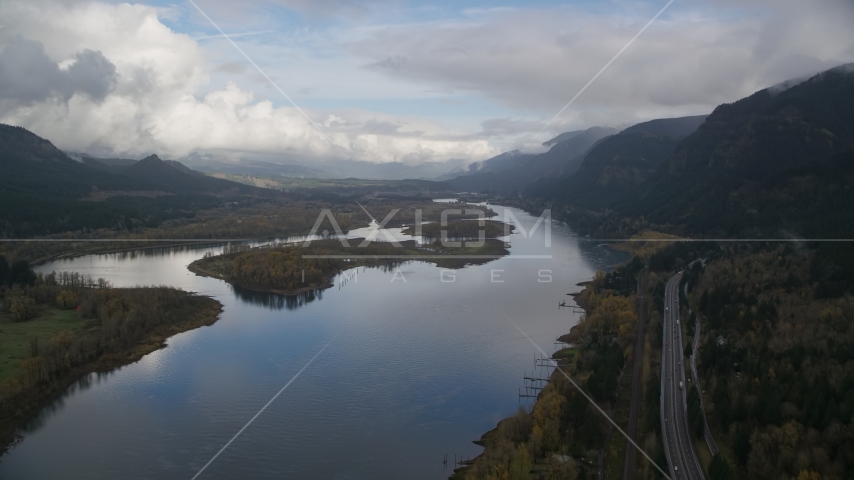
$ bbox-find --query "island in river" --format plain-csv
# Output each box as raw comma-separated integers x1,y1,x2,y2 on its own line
188,237,510,295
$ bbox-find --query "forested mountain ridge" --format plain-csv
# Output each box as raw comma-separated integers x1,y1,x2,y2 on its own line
665,65,854,177
446,126,617,193
0,124,272,237
686,244,854,479
618,114,708,137
618,64,854,236
528,132,683,210
523,64,854,239
0,125,156,198
522,115,710,211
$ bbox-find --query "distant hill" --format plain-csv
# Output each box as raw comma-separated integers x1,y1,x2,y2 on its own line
0,124,272,236
542,130,585,147
529,63,854,239
622,63,854,236
618,115,707,137
525,115,708,209
447,126,617,193
0,125,155,200
189,157,336,179
80,154,264,195
448,149,537,178
531,132,683,210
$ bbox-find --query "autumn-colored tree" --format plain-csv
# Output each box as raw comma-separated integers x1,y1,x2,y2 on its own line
10,295,36,321
55,289,78,309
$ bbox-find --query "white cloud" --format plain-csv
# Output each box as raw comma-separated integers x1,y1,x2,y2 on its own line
0,0,497,163
0,0,852,164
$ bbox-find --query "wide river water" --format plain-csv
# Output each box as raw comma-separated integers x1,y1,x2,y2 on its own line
0,205,626,479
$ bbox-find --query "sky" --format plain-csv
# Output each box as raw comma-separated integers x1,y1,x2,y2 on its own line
1,0,853,167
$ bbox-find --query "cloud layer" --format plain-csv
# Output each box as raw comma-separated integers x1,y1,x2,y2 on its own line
0,0,495,163
0,0,852,165
353,0,854,130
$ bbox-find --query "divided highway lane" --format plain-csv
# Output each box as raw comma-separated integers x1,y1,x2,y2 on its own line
660,272,705,480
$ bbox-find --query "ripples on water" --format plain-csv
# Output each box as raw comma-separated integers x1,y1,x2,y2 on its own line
1,205,627,480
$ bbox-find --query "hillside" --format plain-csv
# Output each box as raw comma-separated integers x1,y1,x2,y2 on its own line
524,115,709,210
447,126,617,193
619,115,707,137
686,245,854,479
0,124,272,237
526,64,854,240
530,132,682,210
621,64,854,236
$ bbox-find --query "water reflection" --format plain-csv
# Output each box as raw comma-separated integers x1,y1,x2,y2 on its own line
18,370,116,434
229,285,324,310
5,205,632,480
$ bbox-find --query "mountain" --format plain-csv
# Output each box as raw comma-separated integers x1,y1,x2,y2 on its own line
622,63,854,235
618,115,707,137
532,132,683,210
80,154,265,195
125,155,254,194
527,115,708,208
0,125,154,200
187,157,336,179
530,63,854,239
447,126,618,193
542,130,585,147
318,159,466,180
0,124,271,236
439,150,537,180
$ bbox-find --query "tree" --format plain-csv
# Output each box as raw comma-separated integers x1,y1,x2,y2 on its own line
0,255,9,286
709,454,735,480
8,260,36,286
10,295,36,321
533,387,565,453
546,455,578,480
687,386,705,437
56,290,78,309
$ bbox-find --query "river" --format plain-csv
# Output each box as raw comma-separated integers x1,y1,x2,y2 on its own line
0,205,627,479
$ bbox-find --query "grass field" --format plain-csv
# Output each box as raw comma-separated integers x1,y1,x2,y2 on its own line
0,303,89,384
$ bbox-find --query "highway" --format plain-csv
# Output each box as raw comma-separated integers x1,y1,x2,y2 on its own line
660,272,705,480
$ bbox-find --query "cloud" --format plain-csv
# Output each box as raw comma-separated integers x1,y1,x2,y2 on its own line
351,0,854,133
0,0,497,163
1,0,852,164
480,118,545,137
0,36,116,107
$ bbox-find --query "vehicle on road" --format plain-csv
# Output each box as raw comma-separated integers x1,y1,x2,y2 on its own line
679,381,683,389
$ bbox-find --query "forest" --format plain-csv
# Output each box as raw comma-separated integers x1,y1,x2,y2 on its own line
401,219,513,239
0,259,222,450
687,244,854,479
191,236,510,295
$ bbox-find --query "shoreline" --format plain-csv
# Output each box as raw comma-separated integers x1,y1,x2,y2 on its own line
0,296,223,454
187,260,335,296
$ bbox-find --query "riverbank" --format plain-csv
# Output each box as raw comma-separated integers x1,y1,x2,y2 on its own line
451,263,642,479
0,288,223,454
187,238,510,296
